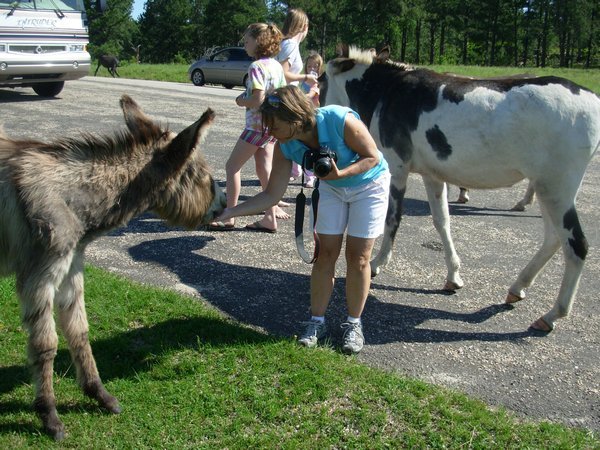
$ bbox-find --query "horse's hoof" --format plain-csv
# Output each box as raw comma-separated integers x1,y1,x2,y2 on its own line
529,317,553,332
443,280,462,292
511,204,525,212
370,265,381,278
506,292,524,303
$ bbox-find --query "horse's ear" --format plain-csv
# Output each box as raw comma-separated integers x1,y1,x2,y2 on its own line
120,95,161,141
163,108,215,170
375,46,391,62
336,43,349,58
329,58,355,74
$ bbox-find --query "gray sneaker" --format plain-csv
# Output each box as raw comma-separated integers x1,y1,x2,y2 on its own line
341,321,364,354
297,320,327,348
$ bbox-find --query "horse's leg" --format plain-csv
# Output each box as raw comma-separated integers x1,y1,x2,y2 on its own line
370,169,408,276
506,200,561,303
510,184,588,331
511,180,535,212
457,187,469,203
94,61,101,76
55,250,121,414
17,253,74,441
423,178,463,291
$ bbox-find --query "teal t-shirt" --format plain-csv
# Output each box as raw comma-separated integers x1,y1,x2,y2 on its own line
279,105,388,188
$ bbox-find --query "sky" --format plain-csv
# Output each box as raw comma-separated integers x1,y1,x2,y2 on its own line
131,0,146,19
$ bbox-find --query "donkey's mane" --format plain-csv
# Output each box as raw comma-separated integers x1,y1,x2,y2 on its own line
41,125,169,161
347,45,413,71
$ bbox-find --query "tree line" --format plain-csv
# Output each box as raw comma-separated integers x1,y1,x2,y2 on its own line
85,0,598,68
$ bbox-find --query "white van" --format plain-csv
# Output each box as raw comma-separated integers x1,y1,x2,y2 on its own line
0,0,95,97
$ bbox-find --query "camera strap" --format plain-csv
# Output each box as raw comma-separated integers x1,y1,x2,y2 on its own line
295,173,320,264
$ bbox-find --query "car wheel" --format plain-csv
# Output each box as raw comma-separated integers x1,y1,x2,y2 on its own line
223,84,234,89
32,81,65,97
242,74,248,87
191,69,205,86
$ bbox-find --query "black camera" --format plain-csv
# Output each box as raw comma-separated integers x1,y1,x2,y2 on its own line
303,146,338,177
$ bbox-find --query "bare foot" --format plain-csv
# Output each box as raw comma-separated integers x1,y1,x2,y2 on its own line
275,206,290,220
278,201,290,208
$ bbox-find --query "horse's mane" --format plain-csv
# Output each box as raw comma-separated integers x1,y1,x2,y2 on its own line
347,46,376,65
347,45,414,71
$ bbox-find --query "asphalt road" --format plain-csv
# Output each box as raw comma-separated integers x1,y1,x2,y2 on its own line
2,77,599,432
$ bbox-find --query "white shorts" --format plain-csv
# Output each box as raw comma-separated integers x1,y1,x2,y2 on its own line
313,171,390,239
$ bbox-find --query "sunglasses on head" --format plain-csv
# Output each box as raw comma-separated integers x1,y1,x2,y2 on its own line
266,94,281,108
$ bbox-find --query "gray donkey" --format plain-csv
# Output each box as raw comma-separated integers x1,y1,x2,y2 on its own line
0,95,225,440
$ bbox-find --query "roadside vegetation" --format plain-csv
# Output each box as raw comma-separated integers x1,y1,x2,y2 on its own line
93,61,600,94
0,267,598,448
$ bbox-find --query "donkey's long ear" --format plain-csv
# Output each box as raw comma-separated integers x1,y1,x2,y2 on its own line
120,95,162,142
375,46,391,62
336,43,349,57
163,108,215,171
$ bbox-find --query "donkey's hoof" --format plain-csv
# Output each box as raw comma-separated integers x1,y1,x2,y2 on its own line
506,292,524,304
101,396,122,414
529,317,553,332
52,428,66,441
44,421,66,441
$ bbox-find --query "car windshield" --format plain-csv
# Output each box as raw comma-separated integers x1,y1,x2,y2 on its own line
0,0,85,12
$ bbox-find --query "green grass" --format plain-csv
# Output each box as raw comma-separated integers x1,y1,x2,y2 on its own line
0,267,598,448
93,60,600,93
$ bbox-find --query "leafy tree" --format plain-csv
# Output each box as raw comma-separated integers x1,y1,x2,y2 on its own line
85,0,139,61
199,0,268,51
85,0,598,68
138,0,196,63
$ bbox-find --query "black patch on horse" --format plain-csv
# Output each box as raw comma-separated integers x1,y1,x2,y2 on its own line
387,185,405,231
563,207,588,260
425,125,452,160
442,75,586,104
345,66,442,163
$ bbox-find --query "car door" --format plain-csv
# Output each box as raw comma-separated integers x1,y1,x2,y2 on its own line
205,49,232,84
226,48,253,86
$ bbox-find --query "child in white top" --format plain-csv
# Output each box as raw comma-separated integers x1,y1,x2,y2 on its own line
209,23,288,232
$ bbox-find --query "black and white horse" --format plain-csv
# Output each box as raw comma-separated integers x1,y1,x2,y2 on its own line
321,47,600,331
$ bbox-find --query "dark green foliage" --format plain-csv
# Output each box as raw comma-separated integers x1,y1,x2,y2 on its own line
86,0,599,67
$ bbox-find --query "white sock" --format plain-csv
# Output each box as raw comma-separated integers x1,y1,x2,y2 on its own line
311,316,325,323
346,316,361,324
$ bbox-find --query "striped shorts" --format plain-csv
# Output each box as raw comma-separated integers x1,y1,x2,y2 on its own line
240,128,275,148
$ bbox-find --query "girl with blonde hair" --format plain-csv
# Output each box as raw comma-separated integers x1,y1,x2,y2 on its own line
209,23,288,232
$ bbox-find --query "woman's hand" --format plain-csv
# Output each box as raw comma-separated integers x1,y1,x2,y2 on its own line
214,207,235,223
317,158,342,181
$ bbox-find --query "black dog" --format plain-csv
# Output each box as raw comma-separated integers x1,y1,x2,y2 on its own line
94,54,120,77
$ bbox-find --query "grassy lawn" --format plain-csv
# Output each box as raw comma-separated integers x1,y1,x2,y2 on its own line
95,61,600,93
0,267,598,448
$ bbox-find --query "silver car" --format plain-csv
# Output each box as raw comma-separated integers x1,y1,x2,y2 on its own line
188,47,253,89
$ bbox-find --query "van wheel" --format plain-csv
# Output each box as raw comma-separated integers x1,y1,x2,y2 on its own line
223,84,234,89
32,81,65,97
